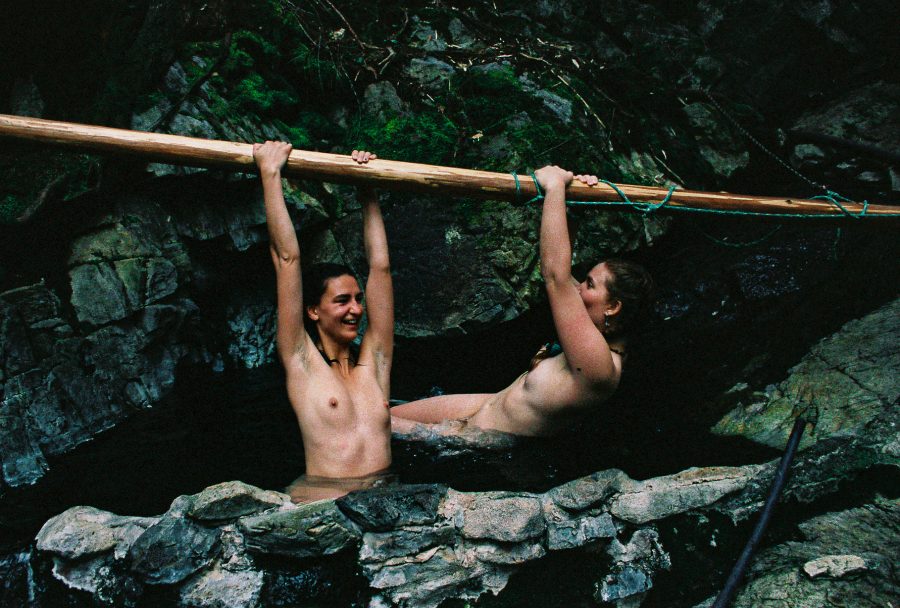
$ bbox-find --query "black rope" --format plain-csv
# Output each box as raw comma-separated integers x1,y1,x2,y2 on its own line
712,416,807,608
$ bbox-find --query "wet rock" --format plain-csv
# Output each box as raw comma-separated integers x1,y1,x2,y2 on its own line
359,525,456,563
36,506,158,561
517,75,573,123
188,481,289,522
682,102,750,178
363,545,513,608
802,554,868,579
451,491,546,542
447,18,477,49
35,506,156,597
337,484,447,531
714,298,900,449
473,540,546,565
408,17,447,52
180,566,265,608
610,466,763,525
69,263,131,326
791,143,826,167
225,303,277,369
0,548,33,607
363,81,406,122
544,509,617,551
793,82,900,154
238,500,361,559
69,222,165,265
708,497,900,607
404,57,456,93
1,285,125,488
598,528,671,604
547,469,629,511
128,497,221,586
33,441,893,608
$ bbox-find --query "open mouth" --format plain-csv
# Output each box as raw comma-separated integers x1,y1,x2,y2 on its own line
342,318,359,327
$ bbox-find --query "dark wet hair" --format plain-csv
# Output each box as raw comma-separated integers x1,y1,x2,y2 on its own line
603,258,655,336
301,262,357,338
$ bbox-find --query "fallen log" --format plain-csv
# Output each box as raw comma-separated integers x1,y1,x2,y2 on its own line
0,114,895,218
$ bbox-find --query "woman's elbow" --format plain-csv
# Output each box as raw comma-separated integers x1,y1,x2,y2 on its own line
370,260,391,275
270,245,300,266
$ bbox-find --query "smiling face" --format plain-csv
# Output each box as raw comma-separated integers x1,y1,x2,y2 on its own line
577,262,621,329
306,274,364,343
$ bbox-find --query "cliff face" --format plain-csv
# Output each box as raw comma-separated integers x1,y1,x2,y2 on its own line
0,1,898,604
20,299,900,607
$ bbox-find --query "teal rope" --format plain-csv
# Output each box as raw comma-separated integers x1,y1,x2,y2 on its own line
511,172,523,203
511,171,898,219
565,186,898,219
695,223,783,248
810,191,870,219
527,172,544,204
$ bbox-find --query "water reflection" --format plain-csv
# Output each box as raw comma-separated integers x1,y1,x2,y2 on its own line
285,469,397,504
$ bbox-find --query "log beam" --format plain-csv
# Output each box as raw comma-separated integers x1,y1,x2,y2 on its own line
0,114,895,217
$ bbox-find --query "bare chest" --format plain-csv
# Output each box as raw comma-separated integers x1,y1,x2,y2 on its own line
519,354,592,410
286,365,390,430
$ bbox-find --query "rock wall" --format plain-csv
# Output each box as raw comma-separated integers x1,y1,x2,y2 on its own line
0,1,898,604
25,297,900,607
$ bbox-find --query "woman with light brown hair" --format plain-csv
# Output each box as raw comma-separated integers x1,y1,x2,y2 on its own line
391,166,654,437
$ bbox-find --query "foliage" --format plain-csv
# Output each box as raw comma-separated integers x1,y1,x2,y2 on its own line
352,112,459,165
0,194,24,224
0,151,98,224
290,42,344,92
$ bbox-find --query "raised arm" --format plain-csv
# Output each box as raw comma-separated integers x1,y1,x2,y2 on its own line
353,151,394,396
254,141,310,365
536,166,618,389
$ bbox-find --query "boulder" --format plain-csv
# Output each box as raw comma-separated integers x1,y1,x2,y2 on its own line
179,566,265,608
36,506,157,561
697,497,900,608
188,481,289,522
450,491,546,542
128,515,220,585
238,500,361,559
714,298,900,450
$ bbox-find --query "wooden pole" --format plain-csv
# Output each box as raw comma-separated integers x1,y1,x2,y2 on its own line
0,114,895,217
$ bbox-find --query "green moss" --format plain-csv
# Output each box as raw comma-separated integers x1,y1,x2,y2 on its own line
458,65,521,93
273,120,313,148
290,43,344,92
230,73,298,114
353,112,458,164
0,151,99,224
0,194,25,224
134,90,169,114
231,30,279,59
297,111,344,142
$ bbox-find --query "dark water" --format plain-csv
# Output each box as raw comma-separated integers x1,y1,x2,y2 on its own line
6,221,894,549
0,342,778,553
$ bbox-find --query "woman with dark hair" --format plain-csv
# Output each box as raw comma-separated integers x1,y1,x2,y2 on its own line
254,142,393,500
391,166,654,437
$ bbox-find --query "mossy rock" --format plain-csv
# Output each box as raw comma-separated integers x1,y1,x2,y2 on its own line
0,149,100,224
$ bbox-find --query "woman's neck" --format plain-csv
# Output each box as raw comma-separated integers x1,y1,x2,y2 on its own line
316,336,354,375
